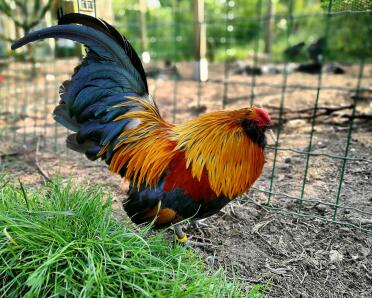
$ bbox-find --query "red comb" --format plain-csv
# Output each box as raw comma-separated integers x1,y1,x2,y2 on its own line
255,107,271,123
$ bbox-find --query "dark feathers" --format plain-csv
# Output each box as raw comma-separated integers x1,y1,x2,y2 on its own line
58,13,148,94
11,13,150,163
124,181,231,227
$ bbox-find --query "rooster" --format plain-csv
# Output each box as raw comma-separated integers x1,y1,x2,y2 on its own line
12,13,271,245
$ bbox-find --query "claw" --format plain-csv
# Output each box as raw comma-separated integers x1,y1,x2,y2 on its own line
183,240,212,248
189,219,209,229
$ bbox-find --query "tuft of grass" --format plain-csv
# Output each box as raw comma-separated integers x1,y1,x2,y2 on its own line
0,176,261,297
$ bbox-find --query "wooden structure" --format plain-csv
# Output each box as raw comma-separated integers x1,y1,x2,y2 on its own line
193,0,208,81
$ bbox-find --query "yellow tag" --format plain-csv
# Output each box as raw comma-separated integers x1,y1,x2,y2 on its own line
176,234,188,244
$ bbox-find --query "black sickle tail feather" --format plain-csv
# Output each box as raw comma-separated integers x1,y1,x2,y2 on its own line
11,13,152,164
58,13,148,94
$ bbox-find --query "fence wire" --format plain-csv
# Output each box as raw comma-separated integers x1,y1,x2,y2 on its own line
0,0,371,233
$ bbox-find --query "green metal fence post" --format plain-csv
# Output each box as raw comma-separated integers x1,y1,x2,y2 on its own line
267,0,294,205
333,53,367,222
249,0,263,106
299,0,334,211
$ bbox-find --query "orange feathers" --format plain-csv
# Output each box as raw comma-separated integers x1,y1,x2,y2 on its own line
172,108,265,198
108,98,177,189
106,100,265,199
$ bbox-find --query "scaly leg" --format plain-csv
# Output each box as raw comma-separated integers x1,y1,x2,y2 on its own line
174,224,211,248
174,225,188,244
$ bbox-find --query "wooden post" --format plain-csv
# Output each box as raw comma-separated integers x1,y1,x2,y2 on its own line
55,0,82,56
264,0,274,59
139,0,150,63
193,0,208,81
55,0,78,17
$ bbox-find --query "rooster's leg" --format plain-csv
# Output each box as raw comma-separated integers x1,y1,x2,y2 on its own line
174,225,188,245
174,225,211,248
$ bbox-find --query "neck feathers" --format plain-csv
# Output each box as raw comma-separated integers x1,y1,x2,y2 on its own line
172,110,266,198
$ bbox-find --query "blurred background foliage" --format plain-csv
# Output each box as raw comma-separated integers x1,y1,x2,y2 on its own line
0,0,371,63
112,0,371,63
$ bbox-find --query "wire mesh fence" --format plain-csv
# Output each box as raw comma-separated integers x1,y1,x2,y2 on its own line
0,0,371,233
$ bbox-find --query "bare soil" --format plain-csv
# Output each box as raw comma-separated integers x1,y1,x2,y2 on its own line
0,60,371,297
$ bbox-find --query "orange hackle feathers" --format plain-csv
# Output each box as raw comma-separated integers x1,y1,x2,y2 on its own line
108,98,177,189
172,108,265,198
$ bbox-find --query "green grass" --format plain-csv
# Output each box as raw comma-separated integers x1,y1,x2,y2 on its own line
0,175,263,297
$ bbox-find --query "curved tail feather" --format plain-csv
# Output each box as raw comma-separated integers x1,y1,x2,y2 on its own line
57,13,148,94
11,13,152,166
11,24,145,92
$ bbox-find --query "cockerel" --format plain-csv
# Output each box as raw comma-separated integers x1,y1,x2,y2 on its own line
12,13,271,245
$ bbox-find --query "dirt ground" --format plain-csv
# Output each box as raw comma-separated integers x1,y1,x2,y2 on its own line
0,60,371,297
190,206,372,297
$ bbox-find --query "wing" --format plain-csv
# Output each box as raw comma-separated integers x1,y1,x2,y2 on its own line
11,14,174,182
123,150,230,227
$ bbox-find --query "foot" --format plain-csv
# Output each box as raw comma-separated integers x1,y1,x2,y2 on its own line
189,219,209,229
174,224,212,249
183,239,212,248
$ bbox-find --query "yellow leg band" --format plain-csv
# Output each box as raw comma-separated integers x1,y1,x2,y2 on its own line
176,233,188,243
